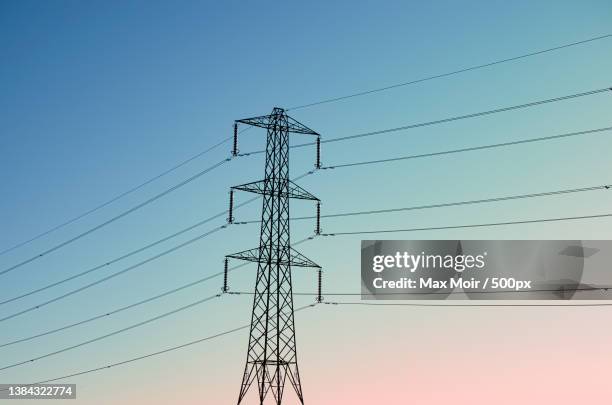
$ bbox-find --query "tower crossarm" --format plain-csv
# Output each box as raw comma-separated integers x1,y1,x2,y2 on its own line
226,247,321,269
236,109,319,136
232,180,319,201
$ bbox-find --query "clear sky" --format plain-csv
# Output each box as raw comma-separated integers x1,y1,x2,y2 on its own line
1,1,612,404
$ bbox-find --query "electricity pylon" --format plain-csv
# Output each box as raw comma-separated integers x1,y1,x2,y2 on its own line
224,107,322,404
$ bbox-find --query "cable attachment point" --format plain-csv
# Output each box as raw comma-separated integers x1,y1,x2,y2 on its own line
232,123,239,157
316,269,323,303
228,189,235,224
315,136,321,169
222,257,229,293
315,201,322,235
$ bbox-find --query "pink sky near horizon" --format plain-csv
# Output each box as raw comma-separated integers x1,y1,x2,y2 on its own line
85,303,612,405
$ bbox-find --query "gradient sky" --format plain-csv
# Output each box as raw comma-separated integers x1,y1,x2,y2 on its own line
1,1,612,404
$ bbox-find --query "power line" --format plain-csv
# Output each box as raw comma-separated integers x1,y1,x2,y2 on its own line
321,126,612,170
6,180,608,362
12,183,608,338
0,240,318,371
323,301,612,307
6,33,604,262
0,225,227,323
8,294,612,386
239,184,611,223
0,294,224,372
11,74,599,263
0,203,242,306
13,35,596,259
238,87,612,156
0,172,314,307
4,34,611,258
318,88,612,145
229,286,612,297
320,213,612,236
287,34,612,110
8,179,606,322
17,208,601,338
0,135,236,258
0,158,231,278
0,265,239,348
7,304,317,387
10,88,593,285
0,235,315,347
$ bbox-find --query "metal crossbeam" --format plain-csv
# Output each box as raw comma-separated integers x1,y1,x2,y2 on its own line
233,180,319,201
236,110,319,135
227,247,321,269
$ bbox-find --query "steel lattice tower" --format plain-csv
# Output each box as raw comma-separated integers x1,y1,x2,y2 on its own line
224,107,322,404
